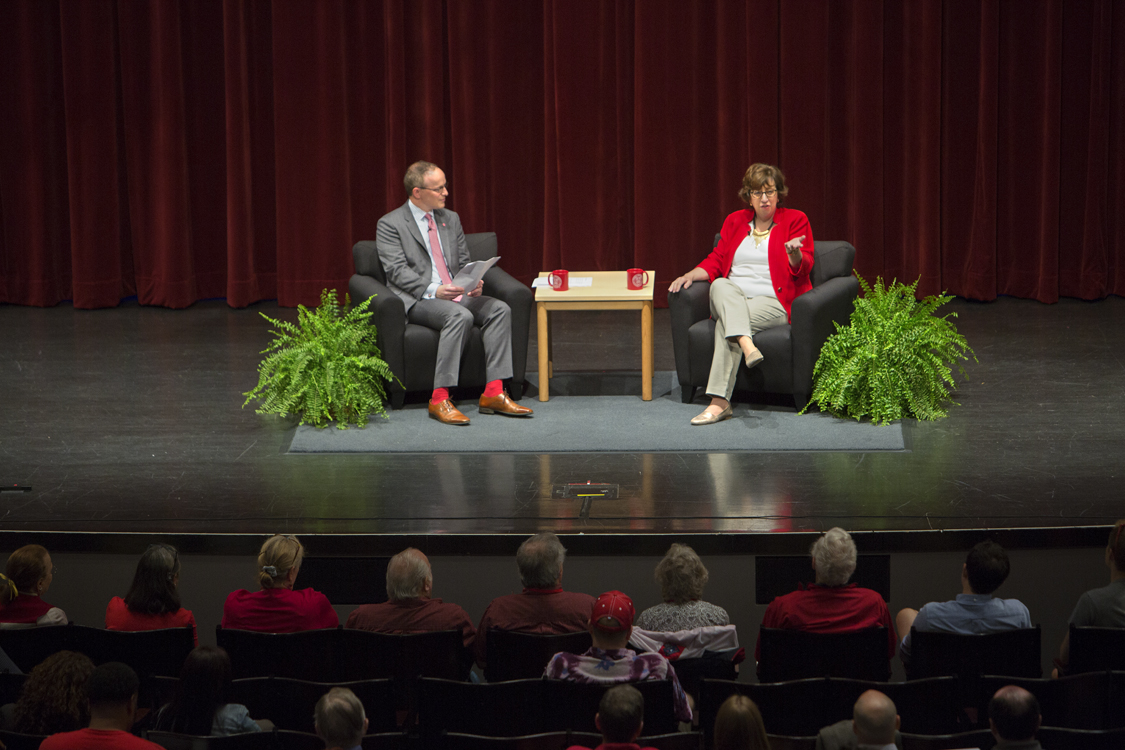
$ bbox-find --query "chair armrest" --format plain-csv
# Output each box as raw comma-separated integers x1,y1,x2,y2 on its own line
789,274,859,398
483,267,533,394
668,281,712,389
348,273,406,386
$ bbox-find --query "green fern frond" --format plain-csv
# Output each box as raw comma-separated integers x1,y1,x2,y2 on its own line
242,289,397,429
802,275,976,425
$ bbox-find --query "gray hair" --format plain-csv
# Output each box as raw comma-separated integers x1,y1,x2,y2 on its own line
516,533,566,588
404,161,439,196
315,687,366,749
811,528,857,586
655,543,708,604
386,548,431,601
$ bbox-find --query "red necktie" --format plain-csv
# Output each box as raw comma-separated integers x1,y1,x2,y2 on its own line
426,213,461,302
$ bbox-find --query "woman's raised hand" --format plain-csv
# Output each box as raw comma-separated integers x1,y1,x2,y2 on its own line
785,235,806,267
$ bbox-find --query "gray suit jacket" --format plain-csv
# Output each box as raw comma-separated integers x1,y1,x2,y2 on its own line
375,201,471,312
816,720,903,750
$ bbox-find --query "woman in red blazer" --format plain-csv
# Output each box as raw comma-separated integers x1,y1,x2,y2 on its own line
668,164,814,425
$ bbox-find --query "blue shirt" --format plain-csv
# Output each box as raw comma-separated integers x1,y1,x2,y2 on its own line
900,593,1031,661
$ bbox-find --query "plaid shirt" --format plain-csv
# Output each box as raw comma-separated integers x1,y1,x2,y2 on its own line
544,647,692,722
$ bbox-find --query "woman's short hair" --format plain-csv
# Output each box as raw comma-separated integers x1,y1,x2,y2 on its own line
6,544,50,592
516,533,567,589
124,543,181,616
738,163,789,204
257,535,304,590
315,687,367,748
1109,520,1125,572
13,650,95,735
811,528,858,586
386,548,431,601
714,694,770,750
654,543,709,604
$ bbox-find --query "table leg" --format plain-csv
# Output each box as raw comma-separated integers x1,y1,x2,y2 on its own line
537,302,550,401
641,300,653,401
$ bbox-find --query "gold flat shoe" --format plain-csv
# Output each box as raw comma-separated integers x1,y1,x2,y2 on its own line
690,405,733,426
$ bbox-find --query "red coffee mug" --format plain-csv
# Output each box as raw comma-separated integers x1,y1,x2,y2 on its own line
548,269,569,291
627,268,650,290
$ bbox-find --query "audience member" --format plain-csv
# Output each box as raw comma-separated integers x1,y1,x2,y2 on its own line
345,548,475,661
896,540,1031,664
713,694,770,750
315,687,369,750
635,544,729,632
816,689,901,750
475,532,594,668
565,684,658,750
545,590,692,723
755,528,896,663
106,543,197,646
221,534,338,632
989,685,1042,750
152,646,270,735
3,651,94,734
1054,518,1125,676
0,544,67,627
40,662,162,750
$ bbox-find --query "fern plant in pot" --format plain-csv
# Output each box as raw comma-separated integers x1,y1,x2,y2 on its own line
243,289,395,429
803,275,975,425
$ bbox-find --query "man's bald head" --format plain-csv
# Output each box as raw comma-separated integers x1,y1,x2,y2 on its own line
852,690,899,746
989,685,1040,742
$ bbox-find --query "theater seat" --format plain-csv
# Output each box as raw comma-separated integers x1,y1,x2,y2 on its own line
484,629,592,683
349,234,532,408
756,627,891,683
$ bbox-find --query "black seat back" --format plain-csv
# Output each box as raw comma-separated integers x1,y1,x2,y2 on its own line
543,679,678,736
1068,625,1125,675
418,677,547,738
907,626,1042,680
756,627,891,683
484,629,591,683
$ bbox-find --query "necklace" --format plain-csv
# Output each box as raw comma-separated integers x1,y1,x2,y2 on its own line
751,223,772,247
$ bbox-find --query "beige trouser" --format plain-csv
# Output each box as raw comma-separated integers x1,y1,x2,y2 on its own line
705,277,788,400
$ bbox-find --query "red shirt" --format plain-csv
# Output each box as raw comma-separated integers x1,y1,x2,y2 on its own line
345,597,475,650
696,206,815,318
105,597,198,646
755,583,896,660
41,728,164,750
474,588,595,668
221,587,338,633
0,594,60,624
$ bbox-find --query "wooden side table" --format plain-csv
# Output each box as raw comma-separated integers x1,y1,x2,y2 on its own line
534,270,656,401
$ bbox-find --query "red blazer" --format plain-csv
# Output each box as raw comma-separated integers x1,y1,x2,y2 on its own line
696,206,814,319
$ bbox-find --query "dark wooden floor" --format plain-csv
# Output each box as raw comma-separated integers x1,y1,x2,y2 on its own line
2,295,1123,552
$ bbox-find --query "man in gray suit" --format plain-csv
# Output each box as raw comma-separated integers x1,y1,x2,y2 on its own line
375,161,532,425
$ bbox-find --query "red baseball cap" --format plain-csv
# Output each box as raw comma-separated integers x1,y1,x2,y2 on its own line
591,590,635,632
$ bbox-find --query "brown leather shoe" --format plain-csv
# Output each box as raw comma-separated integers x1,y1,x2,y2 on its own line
428,399,470,425
478,391,534,417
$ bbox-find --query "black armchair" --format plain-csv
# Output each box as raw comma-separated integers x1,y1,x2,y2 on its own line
349,233,533,409
668,239,858,409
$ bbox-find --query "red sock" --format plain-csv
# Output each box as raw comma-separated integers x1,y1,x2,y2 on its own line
483,380,503,398
431,387,450,403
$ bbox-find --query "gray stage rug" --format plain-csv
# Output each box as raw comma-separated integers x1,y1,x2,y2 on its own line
286,371,904,454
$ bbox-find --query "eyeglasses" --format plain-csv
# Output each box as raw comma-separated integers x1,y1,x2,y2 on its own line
419,183,448,194
750,189,777,199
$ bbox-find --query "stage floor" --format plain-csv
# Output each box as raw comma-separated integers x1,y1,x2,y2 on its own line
2,295,1122,548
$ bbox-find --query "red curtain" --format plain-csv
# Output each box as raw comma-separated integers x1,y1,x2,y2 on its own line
1,0,1122,309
